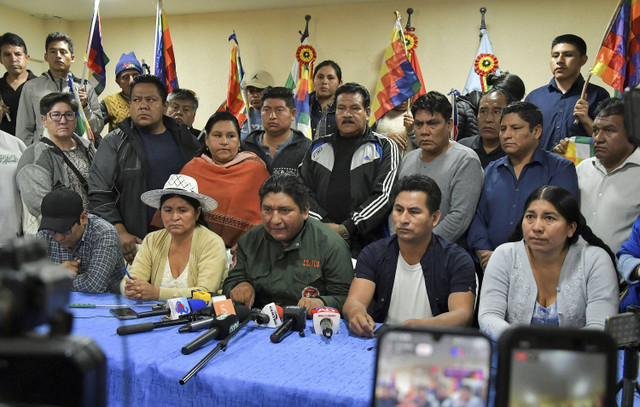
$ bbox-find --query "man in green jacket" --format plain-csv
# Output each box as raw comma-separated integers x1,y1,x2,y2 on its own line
223,173,353,315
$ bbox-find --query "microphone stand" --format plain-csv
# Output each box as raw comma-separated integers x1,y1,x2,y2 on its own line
179,316,255,385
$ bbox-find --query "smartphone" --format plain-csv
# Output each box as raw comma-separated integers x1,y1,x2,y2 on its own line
109,308,138,320
373,326,492,407
496,326,616,407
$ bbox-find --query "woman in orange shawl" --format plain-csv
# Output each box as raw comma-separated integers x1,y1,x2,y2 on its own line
180,112,269,248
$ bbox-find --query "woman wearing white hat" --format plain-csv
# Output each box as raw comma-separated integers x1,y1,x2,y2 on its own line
120,174,227,301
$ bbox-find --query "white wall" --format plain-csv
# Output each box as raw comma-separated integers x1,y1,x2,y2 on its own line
1,0,616,130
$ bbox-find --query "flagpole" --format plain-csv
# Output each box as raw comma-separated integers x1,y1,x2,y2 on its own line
81,0,100,86
576,0,625,121
153,0,161,75
234,30,249,130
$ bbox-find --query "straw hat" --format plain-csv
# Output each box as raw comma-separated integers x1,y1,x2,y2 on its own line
140,174,218,212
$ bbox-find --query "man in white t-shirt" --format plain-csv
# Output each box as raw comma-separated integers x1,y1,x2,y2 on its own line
343,174,477,337
0,129,26,244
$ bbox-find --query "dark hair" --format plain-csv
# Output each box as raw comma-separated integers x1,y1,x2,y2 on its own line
314,60,342,82
130,74,167,102
0,32,27,54
167,88,198,110
487,72,525,101
411,91,452,120
335,82,371,109
46,32,73,54
595,97,624,118
552,34,587,56
159,193,208,227
39,92,79,116
393,174,442,214
204,111,240,136
261,86,295,111
510,186,617,268
501,101,543,132
258,173,309,212
481,88,517,107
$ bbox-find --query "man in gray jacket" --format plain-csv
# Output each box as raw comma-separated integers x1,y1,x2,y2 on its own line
15,32,103,146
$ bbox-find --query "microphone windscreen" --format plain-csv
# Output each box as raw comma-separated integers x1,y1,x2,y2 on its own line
187,298,207,312
275,305,284,319
233,304,251,322
283,306,306,331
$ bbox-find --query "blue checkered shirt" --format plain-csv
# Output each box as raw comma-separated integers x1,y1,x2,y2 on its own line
37,214,125,293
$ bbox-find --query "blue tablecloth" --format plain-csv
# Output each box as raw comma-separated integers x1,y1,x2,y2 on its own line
67,293,640,407
68,293,376,407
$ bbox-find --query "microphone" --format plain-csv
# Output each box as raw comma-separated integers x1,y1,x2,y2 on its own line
311,307,340,339
181,314,240,355
252,311,270,325
116,301,215,336
135,298,207,319
270,306,306,343
256,302,284,328
117,317,189,335
178,317,216,333
179,304,255,385
168,297,207,320
180,306,250,355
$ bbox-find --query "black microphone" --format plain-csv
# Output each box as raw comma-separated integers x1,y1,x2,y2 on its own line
181,314,239,355
252,311,270,325
117,318,187,335
179,304,253,385
135,308,170,318
116,305,216,336
270,306,306,343
178,317,216,333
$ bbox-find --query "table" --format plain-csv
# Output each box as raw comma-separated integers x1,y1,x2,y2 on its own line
67,293,640,407
68,293,377,407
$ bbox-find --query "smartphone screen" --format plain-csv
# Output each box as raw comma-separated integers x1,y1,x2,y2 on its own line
110,308,138,320
374,327,491,407
498,327,616,407
507,347,608,406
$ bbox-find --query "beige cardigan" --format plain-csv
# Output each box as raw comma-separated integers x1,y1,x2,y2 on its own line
120,225,228,300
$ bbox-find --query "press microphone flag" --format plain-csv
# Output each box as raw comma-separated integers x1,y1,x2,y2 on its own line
257,302,283,328
311,307,340,339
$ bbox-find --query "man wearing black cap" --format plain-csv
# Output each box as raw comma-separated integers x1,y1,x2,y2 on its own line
37,188,124,293
100,51,142,133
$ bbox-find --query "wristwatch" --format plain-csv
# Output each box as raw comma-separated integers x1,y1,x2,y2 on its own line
337,224,350,240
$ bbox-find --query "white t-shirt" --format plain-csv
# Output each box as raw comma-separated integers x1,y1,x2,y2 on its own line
0,131,26,244
385,253,433,324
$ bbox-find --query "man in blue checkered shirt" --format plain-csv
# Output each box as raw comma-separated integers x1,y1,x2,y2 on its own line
37,188,124,293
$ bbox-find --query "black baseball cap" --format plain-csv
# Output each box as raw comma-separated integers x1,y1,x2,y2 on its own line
39,189,84,233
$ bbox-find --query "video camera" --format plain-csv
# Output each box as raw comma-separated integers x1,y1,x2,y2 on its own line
0,238,106,406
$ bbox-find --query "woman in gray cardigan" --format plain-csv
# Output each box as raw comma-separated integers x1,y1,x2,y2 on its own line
478,185,619,340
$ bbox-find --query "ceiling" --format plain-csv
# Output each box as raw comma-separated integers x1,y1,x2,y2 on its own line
0,0,379,20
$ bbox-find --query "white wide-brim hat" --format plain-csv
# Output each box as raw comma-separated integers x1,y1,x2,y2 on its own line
140,174,218,212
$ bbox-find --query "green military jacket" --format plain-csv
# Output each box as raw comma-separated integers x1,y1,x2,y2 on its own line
222,218,354,311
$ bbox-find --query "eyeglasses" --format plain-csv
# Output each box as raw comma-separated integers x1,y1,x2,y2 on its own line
48,112,77,122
